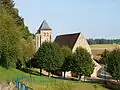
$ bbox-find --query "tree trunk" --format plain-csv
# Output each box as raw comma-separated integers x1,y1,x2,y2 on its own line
78,74,81,81
64,71,66,78
40,68,42,76
48,71,51,78
84,75,85,82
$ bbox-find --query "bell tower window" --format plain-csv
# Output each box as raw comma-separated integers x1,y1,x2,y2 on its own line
44,33,46,37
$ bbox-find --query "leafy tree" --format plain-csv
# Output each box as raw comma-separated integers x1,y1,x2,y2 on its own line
73,47,93,81
20,36,35,67
107,48,120,81
61,46,72,78
0,1,34,68
34,42,64,77
100,49,110,64
0,4,21,68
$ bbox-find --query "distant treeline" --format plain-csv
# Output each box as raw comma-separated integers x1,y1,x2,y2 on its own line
87,39,120,45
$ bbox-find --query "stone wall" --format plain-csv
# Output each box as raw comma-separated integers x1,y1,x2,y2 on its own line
72,33,92,54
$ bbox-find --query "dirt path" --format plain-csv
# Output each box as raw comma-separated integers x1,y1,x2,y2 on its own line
0,82,15,90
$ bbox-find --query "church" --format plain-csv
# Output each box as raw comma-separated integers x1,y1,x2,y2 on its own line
35,20,91,53
35,20,101,78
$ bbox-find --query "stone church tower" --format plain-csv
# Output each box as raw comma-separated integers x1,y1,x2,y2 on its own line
35,20,52,51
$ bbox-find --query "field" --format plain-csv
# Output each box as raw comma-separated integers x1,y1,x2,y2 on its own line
90,44,120,55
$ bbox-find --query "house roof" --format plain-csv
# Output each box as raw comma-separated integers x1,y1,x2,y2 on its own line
54,32,81,49
93,55,102,61
36,20,52,33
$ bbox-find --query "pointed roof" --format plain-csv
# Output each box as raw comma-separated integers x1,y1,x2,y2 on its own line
54,32,81,49
36,20,52,33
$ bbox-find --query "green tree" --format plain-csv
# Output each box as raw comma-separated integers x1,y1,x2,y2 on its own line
0,1,34,68
100,49,110,64
0,4,21,68
34,42,64,77
107,48,120,81
61,46,72,78
73,47,93,81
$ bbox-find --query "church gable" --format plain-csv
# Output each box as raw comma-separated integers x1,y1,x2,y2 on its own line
72,33,92,54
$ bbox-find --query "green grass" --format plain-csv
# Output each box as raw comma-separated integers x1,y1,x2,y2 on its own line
22,76,109,90
0,66,29,82
0,66,109,90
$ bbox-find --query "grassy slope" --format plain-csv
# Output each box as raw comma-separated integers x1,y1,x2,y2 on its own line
0,66,109,90
0,66,28,82
90,44,120,55
22,76,109,90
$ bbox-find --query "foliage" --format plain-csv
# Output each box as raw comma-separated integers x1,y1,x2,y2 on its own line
0,0,35,68
61,46,72,77
107,48,120,80
88,38,120,45
34,42,64,77
100,49,110,64
0,4,21,68
72,47,93,80
16,59,22,69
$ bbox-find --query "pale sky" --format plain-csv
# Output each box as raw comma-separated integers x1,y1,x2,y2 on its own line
14,0,120,39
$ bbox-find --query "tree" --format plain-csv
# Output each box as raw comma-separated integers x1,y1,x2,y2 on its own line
16,59,22,69
107,48,120,81
0,1,35,68
34,42,64,77
0,0,34,66
61,46,72,78
73,47,93,81
100,49,110,64
0,4,21,68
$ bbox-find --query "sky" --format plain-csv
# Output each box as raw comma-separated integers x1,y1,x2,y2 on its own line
14,0,120,39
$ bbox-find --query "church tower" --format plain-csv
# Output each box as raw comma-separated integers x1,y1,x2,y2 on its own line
35,20,52,51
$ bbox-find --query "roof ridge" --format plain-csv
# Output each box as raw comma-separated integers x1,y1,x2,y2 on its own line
57,32,81,36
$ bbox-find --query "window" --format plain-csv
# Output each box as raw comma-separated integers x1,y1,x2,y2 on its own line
47,32,49,37
44,33,46,37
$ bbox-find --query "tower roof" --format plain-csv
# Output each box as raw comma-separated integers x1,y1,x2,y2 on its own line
36,20,52,33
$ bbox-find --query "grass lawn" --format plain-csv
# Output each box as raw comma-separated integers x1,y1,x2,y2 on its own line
0,66,109,90
90,44,120,55
22,76,109,90
0,66,29,82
